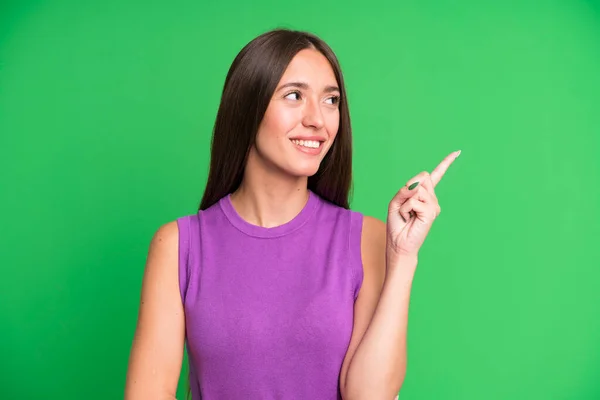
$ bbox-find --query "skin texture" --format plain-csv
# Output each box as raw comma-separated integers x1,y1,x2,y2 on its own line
123,47,460,400
251,48,340,179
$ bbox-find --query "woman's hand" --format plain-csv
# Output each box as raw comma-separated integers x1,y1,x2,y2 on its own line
386,151,460,260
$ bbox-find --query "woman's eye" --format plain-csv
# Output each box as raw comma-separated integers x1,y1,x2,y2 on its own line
284,91,301,100
325,95,340,105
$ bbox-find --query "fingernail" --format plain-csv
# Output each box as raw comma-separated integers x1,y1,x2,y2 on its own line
408,181,419,190
456,150,461,158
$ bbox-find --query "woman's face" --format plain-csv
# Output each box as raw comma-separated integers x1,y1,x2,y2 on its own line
251,48,341,178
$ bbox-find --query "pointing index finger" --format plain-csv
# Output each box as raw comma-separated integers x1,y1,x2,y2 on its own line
431,150,461,187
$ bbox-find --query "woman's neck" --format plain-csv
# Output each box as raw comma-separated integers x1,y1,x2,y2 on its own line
230,154,310,229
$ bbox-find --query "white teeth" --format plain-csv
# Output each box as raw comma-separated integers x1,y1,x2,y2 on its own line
291,139,321,149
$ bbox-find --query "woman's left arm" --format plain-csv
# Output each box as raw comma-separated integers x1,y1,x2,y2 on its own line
340,151,460,400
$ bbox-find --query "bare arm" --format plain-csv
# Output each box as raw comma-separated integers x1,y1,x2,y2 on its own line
340,216,415,400
124,221,185,400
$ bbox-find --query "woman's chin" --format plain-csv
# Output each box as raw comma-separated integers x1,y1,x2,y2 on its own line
287,164,321,178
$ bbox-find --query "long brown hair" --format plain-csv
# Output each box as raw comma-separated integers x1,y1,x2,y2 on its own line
198,28,353,210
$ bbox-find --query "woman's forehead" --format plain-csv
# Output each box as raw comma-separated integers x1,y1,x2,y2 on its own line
279,49,338,89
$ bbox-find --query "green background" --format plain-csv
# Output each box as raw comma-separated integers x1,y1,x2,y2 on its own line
1,0,599,399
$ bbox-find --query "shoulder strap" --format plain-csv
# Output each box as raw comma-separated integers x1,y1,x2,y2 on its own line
349,210,364,301
177,213,200,305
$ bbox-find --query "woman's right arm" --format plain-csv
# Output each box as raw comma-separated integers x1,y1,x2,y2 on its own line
124,221,185,400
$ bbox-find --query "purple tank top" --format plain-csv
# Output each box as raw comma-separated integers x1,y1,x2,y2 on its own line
177,190,364,399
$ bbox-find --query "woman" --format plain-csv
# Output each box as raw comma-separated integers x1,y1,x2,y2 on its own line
124,28,459,400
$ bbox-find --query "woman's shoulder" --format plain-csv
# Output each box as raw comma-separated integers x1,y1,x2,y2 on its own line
149,208,204,250
152,220,180,241
361,215,386,258
361,214,386,236
173,199,223,227
354,212,385,250
316,195,386,237
146,220,181,259
141,220,180,289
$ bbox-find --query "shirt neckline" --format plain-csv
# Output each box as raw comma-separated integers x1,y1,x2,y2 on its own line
219,190,320,238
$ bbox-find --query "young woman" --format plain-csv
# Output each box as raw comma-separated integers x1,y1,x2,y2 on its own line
124,28,459,400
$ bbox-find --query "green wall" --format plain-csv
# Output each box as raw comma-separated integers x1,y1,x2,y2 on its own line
1,1,599,399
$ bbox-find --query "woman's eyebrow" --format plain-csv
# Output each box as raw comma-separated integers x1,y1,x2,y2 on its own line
323,85,340,93
276,81,340,93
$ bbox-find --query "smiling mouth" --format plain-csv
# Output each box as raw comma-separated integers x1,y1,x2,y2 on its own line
290,139,322,149
289,138,325,155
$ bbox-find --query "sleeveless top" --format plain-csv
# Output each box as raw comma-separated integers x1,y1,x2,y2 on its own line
176,190,364,399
